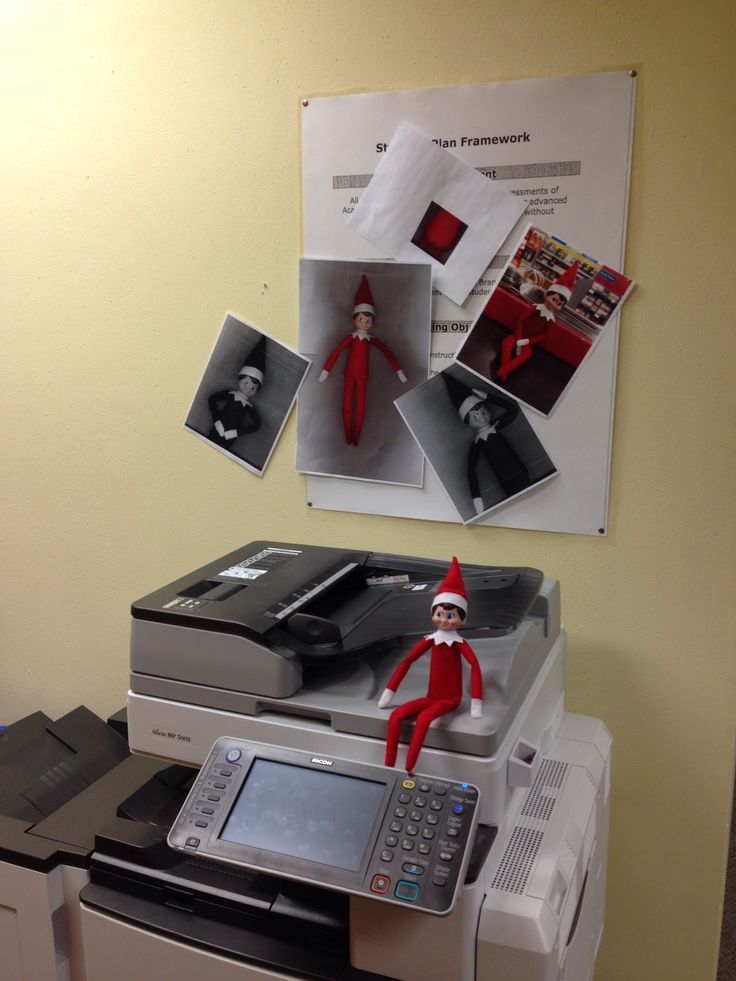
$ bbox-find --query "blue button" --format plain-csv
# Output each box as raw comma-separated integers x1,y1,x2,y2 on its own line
395,880,420,902
225,748,242,762
461,783,469,788
453,804,464,814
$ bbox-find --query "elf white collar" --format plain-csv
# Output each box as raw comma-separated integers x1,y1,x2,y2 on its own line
229,390,252,406
474,422,499,442
534,302,556,322
352,329,372,340
426,629,463,646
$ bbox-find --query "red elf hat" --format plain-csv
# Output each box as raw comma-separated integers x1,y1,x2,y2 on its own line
353,276,375,316
546,259,580,301
433,556,468,613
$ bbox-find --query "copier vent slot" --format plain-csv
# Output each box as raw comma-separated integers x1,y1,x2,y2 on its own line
490,826,544,894
178,579,247,602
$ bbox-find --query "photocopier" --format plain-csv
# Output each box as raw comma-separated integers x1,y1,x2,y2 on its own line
74,541,610,981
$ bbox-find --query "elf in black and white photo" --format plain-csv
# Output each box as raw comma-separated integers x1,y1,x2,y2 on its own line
443,373,530,516
208,337,266,450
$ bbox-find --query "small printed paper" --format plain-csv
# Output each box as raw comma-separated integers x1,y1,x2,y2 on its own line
455,224,635,415
395,363,557,524
348,124,526,306
297,258,431,486
184,314,310,477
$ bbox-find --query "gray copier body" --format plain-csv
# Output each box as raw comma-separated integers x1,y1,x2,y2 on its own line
81,542,610,981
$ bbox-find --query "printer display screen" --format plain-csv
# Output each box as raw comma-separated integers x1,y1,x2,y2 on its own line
218,759,386,872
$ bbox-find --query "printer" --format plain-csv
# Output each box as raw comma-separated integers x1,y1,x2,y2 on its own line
79,541,611,981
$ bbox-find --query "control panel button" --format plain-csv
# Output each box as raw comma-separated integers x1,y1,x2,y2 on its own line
207,795,221,802
446,827,459,837
402,779,416,789
398,792,411,804
185,837,200,848
225,748,242,763
213,782,227,790
395,880,420,902
410,810,423,822
371,874,390,894
430,799,443,811
406,824,419,836
426,813,439,825
421,828,435,840
401,839,414,851
201,807,214,815
401,862,424,876
432,875,447,887
414,796,427,807
439,850,453,861
417,781,432,793
394,806,407,818
194,820,208,828
433,785,448,796
380,850,394,863
417,843,431,855
452,804,464,814
385,835,398,847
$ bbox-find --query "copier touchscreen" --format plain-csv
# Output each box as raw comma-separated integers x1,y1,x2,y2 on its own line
218,759,386,872
168,737,480,915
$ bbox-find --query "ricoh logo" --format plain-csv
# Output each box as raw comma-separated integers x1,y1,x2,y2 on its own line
311,757,333,766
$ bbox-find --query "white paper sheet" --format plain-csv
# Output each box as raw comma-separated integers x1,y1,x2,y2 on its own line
301,71,636,535
348,124,525,306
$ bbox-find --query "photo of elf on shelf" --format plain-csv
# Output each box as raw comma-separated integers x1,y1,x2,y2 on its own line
455,224,635,416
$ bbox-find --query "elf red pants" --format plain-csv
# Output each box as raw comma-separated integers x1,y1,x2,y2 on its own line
342,376,367,445
384,696,459,773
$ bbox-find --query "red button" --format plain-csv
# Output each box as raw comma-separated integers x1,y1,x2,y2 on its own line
371,874,390,894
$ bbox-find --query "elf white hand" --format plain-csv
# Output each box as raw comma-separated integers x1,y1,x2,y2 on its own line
515,338,530,355
214,420,226,437
319,370,329,382
377,688,395,709
397,370,407,383
470,699,482,719
473,497,484,515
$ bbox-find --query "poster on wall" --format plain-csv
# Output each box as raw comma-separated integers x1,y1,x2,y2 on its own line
301,70,636,535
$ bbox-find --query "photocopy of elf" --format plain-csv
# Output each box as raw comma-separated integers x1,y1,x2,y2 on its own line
497,259,580,381
208,337,265,450
319,276,406,446
378,557,481,773
443,373,530,516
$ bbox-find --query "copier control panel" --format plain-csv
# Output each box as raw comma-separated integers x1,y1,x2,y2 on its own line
168,737,480,915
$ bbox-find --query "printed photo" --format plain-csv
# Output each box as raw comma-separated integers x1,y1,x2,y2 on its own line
395,363,557,524
297,258,432,486
185,315,310,476
455,224,635,415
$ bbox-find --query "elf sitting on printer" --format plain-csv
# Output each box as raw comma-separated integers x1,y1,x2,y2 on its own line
378,557,482,772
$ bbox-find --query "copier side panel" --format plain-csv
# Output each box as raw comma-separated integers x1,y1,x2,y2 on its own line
0,860,70,981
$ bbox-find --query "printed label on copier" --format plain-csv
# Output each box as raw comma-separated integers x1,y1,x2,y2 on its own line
219,547,302,580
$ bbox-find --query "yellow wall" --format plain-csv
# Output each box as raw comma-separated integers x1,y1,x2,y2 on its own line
3,2,735,979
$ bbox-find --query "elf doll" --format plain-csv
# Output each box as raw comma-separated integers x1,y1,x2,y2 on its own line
318,276,407,446
208,337,265,449
496,260,580,382
378,557,482,773
443,373,530,516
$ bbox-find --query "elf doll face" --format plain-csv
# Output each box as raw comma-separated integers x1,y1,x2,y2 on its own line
238,374,261,399
543,291,567,313
353,311,374,333
466,402,491,431
432,604,464,631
